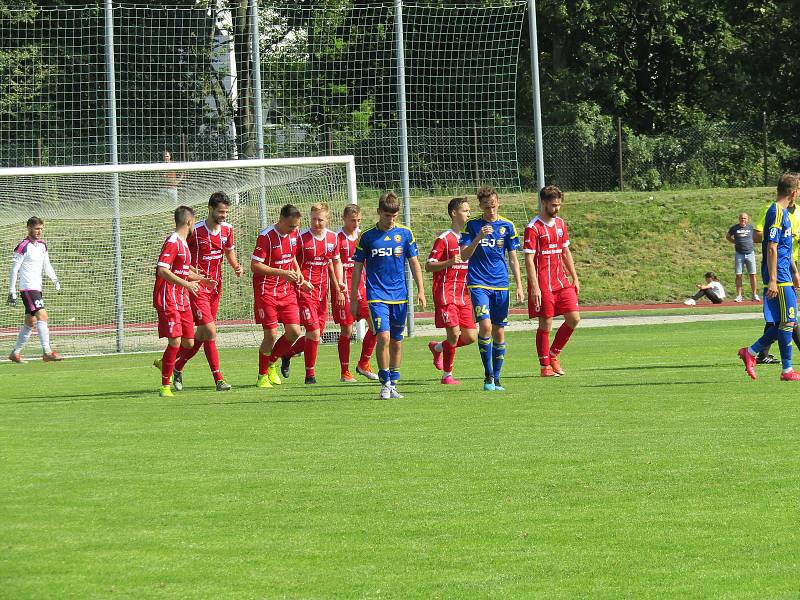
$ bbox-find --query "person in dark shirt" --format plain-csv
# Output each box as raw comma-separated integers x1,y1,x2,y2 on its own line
726,212,759,302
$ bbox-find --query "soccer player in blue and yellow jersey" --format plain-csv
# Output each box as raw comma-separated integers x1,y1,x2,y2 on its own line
351,192,426,399
739,173,800,381
460,186,524,391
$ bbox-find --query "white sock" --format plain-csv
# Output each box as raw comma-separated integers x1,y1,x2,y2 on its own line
36,320,51,353
434,342,443,353
14,325,32,353
443,371,452,378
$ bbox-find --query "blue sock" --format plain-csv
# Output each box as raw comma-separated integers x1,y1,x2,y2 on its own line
378,369,390,385
389,368,400,384
778,325,794,370
750,324,779,355
478,336,493,381
492,342,506,384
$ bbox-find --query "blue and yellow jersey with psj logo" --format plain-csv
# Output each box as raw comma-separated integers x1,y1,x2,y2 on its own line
762,202,795,286
460,216,520,290
353,224,419,303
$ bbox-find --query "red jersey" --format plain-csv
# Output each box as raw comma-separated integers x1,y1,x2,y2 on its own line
153,232,192,312
251,225,299,299
337,228,366,302
188,220,234,286
523,216,572,292
427,229,469,306
297,228,340,302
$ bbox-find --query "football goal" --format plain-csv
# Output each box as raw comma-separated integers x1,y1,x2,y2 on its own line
0,156,357,357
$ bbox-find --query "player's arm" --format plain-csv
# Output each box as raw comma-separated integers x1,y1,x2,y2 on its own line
459,225,490,261
524,252,541,311
426,238,455,273
508,250,524,304
224,247,243,277
294,258,313,292
766,241,779,298
250,259,300,282
562,246,580,295
7,251,24,305
329,258,346,298
43,250,61,291
157,266,201,295
185,269,216,290
350,261,364,318
407,255,427,309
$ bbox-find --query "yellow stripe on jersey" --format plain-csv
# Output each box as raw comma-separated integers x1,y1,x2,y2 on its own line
355,224,378,250
394,223,416,242
467,284,510,291
367,299,408,304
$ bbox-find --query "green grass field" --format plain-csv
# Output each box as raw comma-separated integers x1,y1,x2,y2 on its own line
2,320,799,598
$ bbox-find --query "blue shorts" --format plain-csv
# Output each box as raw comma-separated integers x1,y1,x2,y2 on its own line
369,302,407,340
469,287,509,327
763,285,798,325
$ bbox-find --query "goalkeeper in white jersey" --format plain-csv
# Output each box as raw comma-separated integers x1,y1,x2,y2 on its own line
7,216,63,362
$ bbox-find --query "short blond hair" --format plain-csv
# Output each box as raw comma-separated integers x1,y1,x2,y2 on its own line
310,202,329,214
777,173,800,197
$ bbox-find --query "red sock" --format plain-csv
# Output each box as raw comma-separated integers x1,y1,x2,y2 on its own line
550,323,575,356
338,335,350,371
442,340,456,373
175,340,202,371
290,336,306,356
161,345,179,385
536,329,551,366
359,329,377,366
304,338,319,376
258,351,270,375
456,335,472,348
267,335,294,363
203,340,223,382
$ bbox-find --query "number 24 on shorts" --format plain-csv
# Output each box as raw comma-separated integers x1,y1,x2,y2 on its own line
474,304,489,318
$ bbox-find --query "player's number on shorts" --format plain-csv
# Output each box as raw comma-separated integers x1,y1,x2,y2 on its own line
790,307,796,320
375,317,381,329
34,299,44,309
474,305,489,318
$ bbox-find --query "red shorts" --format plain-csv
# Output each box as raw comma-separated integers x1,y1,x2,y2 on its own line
254,293,301,329
528,285,579,318
299,293,328,332
157,308,195,339
434,303,476,329
191,289,221,326
332,294,370,326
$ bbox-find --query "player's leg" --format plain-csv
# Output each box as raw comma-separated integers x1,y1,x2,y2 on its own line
428,304,450,372
777,287,799,379
25,292,59,360
386,303,407,398
10,298,37,362
739,295,782,379
338,322,356,381
548,287,581,375
369,303,393,398
470,288,495,390
302,321,322,384
356,301,378,379
257,325,279,387
266,318,302,385
489,290,509,390
536,315,554,374
439,324,461,384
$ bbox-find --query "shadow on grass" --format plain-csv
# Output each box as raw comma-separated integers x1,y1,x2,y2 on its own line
585,363,729,371
2,389,155,404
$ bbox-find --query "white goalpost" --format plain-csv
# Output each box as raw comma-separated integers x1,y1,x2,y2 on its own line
0,156,358,357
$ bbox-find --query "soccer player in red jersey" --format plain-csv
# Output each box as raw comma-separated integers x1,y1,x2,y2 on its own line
154,206,216,397
251,204,310,388
281,203,345,384
425,197,486,384
524,186,581,377
330,204,379,382
170,192,243,392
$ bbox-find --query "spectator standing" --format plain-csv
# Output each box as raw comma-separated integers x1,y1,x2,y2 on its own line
726,212,759,302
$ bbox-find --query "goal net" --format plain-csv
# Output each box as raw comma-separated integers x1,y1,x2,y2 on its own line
0,156,357,357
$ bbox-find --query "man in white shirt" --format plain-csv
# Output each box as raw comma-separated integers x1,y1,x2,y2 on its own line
7,216,62,362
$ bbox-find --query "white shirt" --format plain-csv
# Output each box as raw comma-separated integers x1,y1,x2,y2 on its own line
708,281,725,299
8,238,58,294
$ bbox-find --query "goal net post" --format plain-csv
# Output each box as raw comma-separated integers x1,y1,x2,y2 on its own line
0,156,358,357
